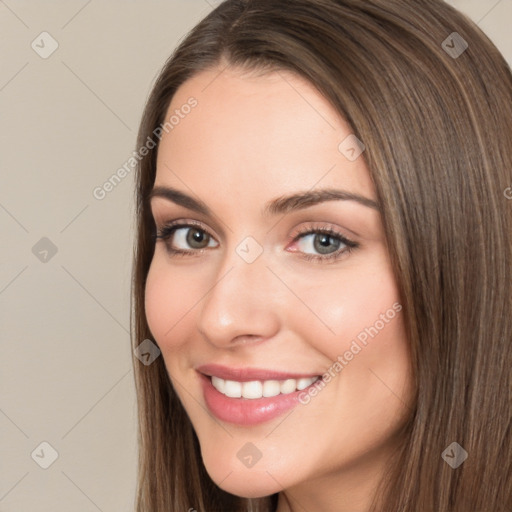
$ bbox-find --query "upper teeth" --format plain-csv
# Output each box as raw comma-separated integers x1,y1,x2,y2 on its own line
211,376,320,399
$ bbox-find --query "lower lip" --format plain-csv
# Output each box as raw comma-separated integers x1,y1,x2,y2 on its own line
199,373,318,426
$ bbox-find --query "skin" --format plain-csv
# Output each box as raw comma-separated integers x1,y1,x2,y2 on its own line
145,63,414,512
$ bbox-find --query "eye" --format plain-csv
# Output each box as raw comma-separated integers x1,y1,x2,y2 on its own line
289,227,359,262
154,221,218,255
153,220,359,263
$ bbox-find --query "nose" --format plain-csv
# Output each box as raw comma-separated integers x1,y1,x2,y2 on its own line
196,243,281,348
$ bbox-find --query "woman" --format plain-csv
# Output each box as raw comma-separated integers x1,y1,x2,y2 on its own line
131,0,512,510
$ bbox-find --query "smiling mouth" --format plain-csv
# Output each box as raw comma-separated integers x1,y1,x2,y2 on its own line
209,375,321,399
197,365,324,425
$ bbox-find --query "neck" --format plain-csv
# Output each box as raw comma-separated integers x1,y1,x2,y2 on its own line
274,440,397,512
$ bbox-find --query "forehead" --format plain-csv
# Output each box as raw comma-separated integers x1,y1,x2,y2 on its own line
154,65,376,206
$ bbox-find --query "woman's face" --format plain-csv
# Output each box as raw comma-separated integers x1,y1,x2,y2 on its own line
145,65,413,508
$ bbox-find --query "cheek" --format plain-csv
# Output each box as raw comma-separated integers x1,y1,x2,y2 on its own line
144,257,200,352
288,266,411,452
292,257,403,360
289,255,412,411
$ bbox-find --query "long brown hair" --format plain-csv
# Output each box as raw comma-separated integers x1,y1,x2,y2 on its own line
131,1,512,510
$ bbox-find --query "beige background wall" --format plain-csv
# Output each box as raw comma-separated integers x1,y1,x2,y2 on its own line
0,1,510,510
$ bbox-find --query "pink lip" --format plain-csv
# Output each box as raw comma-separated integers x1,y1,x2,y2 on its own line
196,364,322,426
196,363,319,382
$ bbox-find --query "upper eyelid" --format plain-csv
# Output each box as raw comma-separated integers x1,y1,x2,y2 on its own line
149,199,364,239
157,219,212,234
157,220,355,245
149,201,229,237
154,220,219,245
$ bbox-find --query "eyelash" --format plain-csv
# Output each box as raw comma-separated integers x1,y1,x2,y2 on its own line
153,220,359,263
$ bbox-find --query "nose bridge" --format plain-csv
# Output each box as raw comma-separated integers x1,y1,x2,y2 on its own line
196,237,280,345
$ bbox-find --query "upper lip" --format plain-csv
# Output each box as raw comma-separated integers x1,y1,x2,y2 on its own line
196,363,321,382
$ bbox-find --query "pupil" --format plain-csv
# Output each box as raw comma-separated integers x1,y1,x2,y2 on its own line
188,228,207,248
314,234,340,254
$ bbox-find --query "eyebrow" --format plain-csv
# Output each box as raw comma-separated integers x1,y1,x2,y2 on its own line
148,185,380,216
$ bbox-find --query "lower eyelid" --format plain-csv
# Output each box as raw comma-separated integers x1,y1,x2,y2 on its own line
292,230,355,246
157,223,357,256
169,226,217,248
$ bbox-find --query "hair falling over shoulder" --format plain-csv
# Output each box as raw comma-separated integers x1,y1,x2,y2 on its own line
130,1,512,510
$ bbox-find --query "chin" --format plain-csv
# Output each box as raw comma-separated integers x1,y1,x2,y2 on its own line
201,454,284,498
212,474,280,499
